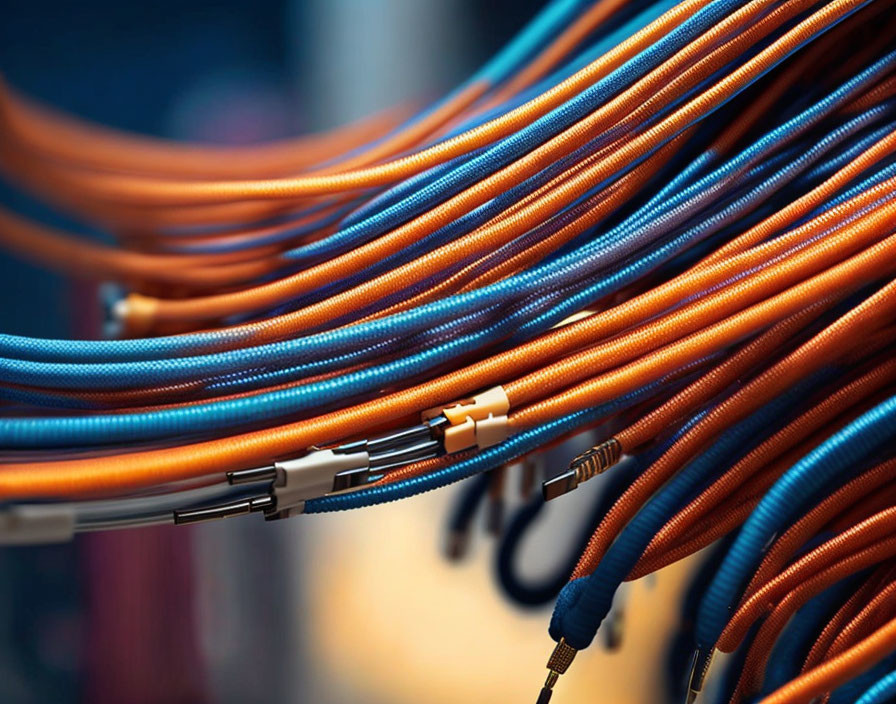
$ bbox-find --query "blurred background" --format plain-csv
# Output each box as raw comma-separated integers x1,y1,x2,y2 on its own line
0,2,694,701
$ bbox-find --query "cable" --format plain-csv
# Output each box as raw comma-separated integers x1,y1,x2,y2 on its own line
1,1,895,701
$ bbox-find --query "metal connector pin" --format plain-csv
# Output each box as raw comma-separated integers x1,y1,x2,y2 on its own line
536,638,577,703
368,438,441,469
335,418,442,456
684,648,714,704
173,495,275,525
331,466,371,492
542,438,622,500
226,466,277,485
542,469,579,501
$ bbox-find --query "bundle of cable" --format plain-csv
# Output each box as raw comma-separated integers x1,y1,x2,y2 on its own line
1,0,895,701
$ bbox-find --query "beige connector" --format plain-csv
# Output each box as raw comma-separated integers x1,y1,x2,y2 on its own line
423,386,509,423
427,386,510,453
443,417,477,454
475,413,509,448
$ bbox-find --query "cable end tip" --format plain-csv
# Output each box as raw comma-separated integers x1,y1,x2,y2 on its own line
173,495,274,525
445,531,470,561
536,637,577,703
542,470,578,501
684,648,713,704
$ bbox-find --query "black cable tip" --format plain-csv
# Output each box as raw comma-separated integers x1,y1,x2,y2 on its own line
535,686,553,704
445,531,469,561
542,470,578,501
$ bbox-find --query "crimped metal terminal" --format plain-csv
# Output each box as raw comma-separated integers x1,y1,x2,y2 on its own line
542,438,622,500
570,437,622,483
546,637,577,674
535,637,578,703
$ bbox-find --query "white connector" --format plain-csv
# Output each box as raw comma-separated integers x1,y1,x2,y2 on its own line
177,448,372,524
271,449,370,517
0,504,76,545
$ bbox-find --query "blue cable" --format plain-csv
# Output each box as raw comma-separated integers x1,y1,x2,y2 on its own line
251,0,744,278
548,376,824,649
494,457,644,608
761,578,861,695
6,0,883,365
695,392,896,655
4,115,891,445
2,116,871,441
830,653,896,704
797,119,896,186
5,75,889,401
305,362,711,513
854,668,896,704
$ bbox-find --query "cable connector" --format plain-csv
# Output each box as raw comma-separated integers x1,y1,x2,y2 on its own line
173,494,275,525
536,637,577,703
174,449,369,524
268,449,369,518
0,504,76,545
542,438,622,500
423,386,510,453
